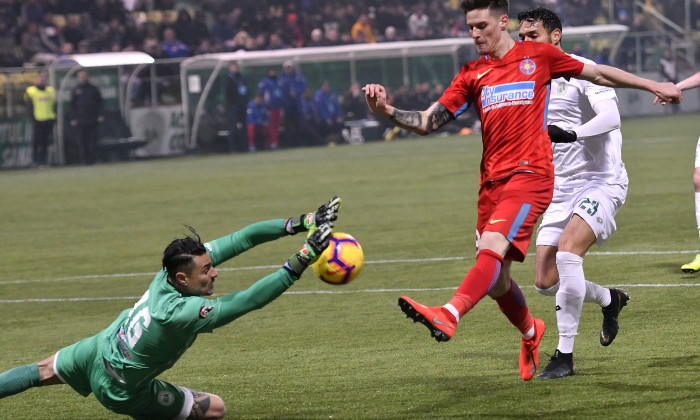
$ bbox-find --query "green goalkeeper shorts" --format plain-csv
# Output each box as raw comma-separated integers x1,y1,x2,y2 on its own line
55,334,193,419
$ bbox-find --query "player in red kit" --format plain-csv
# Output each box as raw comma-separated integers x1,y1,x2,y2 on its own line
364,0,681,381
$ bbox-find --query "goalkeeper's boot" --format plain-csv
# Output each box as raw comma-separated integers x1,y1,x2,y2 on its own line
681,253,700,273
519,318,545,381
398,296,456,342
600,288,630,346
537,349,575,380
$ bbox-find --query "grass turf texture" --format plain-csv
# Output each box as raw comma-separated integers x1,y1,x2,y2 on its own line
1,113,699,419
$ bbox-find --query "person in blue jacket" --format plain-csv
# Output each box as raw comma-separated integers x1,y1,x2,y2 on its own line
246,93,269,152
279,60,307,147
257,68,286,149
313,80,344,144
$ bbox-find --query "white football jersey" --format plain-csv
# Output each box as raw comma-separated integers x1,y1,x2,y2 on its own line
547,54,628,188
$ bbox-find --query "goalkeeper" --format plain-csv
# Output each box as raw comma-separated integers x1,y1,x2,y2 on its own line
0,197,341,419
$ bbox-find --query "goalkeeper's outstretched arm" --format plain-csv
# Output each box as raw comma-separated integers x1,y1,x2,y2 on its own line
363,83,454,136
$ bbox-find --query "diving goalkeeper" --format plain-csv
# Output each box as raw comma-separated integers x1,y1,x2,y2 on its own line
0,197,341,419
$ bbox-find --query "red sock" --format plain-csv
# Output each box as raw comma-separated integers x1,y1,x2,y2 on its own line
493,278,534,336
447,249,503,320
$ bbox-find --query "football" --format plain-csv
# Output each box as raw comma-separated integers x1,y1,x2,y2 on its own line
311,232,364,285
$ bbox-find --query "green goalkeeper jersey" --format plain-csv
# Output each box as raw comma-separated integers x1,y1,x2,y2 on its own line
100,219,297,389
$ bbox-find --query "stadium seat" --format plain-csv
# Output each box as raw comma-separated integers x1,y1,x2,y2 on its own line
146,10,163,23
98,110,147,162
52,14,66,28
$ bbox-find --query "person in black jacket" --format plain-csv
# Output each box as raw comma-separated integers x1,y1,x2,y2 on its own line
224,62,248,152
70,70,103,165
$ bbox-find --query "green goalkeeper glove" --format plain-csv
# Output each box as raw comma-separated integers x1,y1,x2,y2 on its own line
285,196,342,235
284,223,333,277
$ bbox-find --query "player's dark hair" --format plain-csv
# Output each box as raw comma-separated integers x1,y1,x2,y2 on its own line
517,7,562,34
162,225,207,282
460,0,509,15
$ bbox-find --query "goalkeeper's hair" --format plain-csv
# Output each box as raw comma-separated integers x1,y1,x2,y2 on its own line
162,225,207,282
517,7,562,34
460,0,508,15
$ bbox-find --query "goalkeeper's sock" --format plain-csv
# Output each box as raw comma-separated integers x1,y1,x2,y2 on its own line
492,278,535,337
447,249,502,320
0,363,41,398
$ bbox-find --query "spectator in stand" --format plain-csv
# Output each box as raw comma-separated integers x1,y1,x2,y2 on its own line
243,36,256,51
121,15,144,51
407,4,430,40
89,0,126,29
285,13,304,48
351,14,376,44
659,48,679,84
659,48,680,114
99,16,125,52
156,10,176,41
224,62,248,153
378,25,399,42
77,39,92,54
313,80,344,144
299,87,322,146
39,12,62,53
160,27,188,58
0,0,18,29
0,20,22,68
325,27,341,46
56,41,74,63
246,93,268,152
571,43,588,59
594,47,612,66
211,10,236,44
258,68,285,149
21,0,45,25
70,70,104,165
308,28,324,47
194,38,216,55
267,32,289,50
342,82,369,121
62,14,86,50
188,11,211,50
279,60,307,148
173,9,196,50
227,31,249,52
21,22,49,64
253,33,268,50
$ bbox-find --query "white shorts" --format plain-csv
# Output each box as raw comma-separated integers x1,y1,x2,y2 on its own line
695,136,700,168
536,182,627,248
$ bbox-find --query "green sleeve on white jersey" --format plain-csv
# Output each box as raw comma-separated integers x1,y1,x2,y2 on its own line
204,219,288,266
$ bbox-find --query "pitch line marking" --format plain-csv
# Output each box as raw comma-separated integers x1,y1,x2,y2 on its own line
0,283,698,304
2,250,700,286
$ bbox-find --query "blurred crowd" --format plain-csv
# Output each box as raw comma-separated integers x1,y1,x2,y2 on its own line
0,0,688,68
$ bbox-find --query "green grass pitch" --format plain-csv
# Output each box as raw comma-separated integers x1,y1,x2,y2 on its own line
0,113,699,419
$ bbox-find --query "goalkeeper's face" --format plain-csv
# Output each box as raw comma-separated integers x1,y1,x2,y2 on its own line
180,253,218,296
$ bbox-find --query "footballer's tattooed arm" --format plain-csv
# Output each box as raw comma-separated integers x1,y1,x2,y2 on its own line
187,391,212,420
389,109,423,131
426,103,454,133
389,102,454,135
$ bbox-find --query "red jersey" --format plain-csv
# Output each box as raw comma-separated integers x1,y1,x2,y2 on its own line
438,41,584,184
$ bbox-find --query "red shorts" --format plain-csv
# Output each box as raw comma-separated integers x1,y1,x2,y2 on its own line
476,172,554,262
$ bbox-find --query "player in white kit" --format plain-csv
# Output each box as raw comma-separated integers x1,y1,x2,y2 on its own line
518,7,631,380
669,72,700,272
